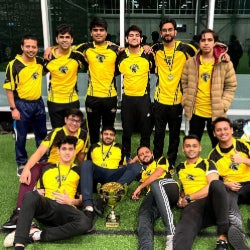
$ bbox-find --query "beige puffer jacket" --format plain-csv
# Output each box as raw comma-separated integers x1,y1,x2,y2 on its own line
181,42,237,121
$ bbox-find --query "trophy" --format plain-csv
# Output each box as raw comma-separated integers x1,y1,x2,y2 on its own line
97,182,128,227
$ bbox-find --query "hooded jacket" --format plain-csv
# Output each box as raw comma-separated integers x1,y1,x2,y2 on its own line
181,42,237,121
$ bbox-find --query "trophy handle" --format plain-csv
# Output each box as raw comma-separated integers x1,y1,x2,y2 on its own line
97,183,102,195
123,183,128,196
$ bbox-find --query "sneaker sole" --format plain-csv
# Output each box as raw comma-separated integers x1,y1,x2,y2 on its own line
228,225,250,250
2,225,17,229
3,230,15,247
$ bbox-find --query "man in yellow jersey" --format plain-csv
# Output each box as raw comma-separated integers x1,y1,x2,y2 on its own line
152,17,196,168
209,117,250,250
75,17,119,144
174,135,230,250
116,25,155,160
80,126,141,213
3,136,94,249
44,24,87,128
181,29,237,147
3,35,47,176
1,109,88,230
132,146,179,250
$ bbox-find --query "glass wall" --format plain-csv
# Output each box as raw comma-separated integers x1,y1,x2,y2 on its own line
0,0,250,73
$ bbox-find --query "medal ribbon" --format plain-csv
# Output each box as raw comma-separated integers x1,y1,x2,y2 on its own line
163,42,177,73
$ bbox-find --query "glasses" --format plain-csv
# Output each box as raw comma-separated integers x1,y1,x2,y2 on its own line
161,28,174,33
67,117,81,124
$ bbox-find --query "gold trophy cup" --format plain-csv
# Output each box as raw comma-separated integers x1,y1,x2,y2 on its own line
97,182,127,227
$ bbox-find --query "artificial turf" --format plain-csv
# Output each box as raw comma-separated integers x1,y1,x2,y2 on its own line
0,132,250,249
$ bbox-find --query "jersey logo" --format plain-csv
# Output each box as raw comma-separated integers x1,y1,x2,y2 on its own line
186,174,195,181
130,64,139,73
96,54,105,63
229,163,239,171
201,72,210,82
165,56,172,66
32,72,39,80
59,66,68,74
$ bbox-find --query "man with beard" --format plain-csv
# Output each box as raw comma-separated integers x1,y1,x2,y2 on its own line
1,109,89,230
116,25,155,160
174,135,230,250
208,117,250,250
132,146,179,250
80,126,141,213
152,17,196,168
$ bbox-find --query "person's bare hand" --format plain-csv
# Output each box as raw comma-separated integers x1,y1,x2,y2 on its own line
20,168,31,185
53,190,72,205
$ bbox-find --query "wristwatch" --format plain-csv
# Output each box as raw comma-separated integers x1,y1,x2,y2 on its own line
10,107,16,111
184,195,191,203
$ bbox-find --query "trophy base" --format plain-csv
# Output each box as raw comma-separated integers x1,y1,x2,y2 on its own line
106,214,120,228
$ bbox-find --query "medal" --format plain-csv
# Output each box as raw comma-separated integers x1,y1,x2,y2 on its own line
101,163,107,168
168,74,174,81
163,42,177,82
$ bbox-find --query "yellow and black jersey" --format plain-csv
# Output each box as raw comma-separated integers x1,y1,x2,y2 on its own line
194,60,213,118
208,138,250,183
37,163,80,200
153,41,196,105
176,157,218,195
88,142,124,169
116,47,155,96
3,54,44,100
41,126,88,164
75,42,119,97
140,156,169,184
44,48,86,103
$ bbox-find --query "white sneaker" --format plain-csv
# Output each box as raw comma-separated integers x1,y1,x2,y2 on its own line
3,230,15,247
29,227,42,242
166,234,174,250
3,227,41,248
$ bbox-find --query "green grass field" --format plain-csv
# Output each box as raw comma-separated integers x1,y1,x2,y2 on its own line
0,132,250,249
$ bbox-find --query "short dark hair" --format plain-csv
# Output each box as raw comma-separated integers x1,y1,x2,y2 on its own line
89,17,107,31
183,134,200,143
159,17,177,31
65,108,84,121
56,135,77,148
56,23,73,37
21,34,38,46
101,126,116,134
125,25,142,37
212,117,233,131
136,145,151,155
198,29,219,43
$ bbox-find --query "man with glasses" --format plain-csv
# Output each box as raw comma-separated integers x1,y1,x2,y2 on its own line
152,17,196,169
1,109,89,230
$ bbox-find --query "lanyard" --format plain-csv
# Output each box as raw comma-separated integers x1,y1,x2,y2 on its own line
101,143,113,162
57,163,72,188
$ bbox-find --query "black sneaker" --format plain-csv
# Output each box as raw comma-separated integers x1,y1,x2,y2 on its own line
1,209,19,229
17,165,25,177
83,209,96,221
93,197,107,216
83,209,96,233
215,239,228,250
228,225,250,250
